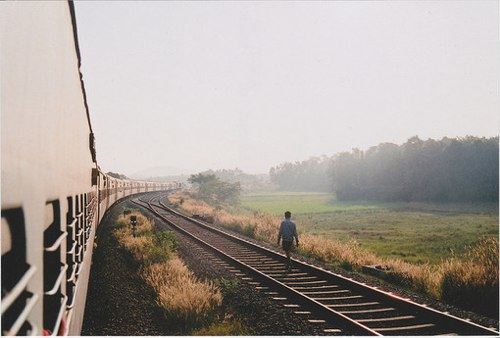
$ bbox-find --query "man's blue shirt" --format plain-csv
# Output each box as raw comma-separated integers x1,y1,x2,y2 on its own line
278,219,298,242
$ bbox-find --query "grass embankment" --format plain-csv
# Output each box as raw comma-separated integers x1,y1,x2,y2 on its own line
169,192,499,318
114,211,247,335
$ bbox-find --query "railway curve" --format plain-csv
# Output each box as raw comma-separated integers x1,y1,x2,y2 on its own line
133,191,499,336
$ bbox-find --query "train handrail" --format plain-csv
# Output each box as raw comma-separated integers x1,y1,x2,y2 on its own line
66,263,78,283
63,308,74,335
4,293,39,336
85,199,95,209
67,218,77,229
45,264,68,296
66,284,79,310
75,261,84,276
44,232,67,252
75,247,83,265
48,295,68,336
67,242,77,255
1,265,37,314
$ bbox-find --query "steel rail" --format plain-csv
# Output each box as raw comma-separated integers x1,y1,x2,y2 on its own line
133,195,376,335
134,192,499,336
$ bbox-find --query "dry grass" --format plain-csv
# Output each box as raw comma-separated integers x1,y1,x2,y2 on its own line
170,193,278,240
114,212,155,261
142,259,222,329
114,211,223,330
169,192,499,316
440,237,499,316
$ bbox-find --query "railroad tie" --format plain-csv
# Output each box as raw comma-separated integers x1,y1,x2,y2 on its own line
340,307,395,314
285,280,327,285
323,328,342,333
294,311,311,315
327,302,379,308
303,289,350,295
374,323,435,333
272,297,287,301
313,295,363,301
292,284,338,290
357,315,415,323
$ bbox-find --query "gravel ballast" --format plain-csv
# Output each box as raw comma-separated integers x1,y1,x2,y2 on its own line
82,195,330,335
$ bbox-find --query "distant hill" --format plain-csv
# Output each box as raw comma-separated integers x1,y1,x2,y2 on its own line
130,166,188,179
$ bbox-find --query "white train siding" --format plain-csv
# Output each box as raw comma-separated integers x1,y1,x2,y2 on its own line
2,2,95,335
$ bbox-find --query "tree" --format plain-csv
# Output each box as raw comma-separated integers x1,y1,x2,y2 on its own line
188,172,241,205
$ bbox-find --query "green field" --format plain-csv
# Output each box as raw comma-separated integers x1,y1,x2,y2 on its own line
241,192,499,264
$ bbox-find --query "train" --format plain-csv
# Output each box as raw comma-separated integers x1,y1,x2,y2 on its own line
1,1,179,335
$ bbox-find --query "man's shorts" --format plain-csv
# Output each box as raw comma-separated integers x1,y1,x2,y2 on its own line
282,240,294,253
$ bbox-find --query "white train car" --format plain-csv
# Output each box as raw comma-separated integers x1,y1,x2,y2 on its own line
1,2,178,335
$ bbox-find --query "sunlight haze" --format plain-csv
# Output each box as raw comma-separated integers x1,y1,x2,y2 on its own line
74,1,500,176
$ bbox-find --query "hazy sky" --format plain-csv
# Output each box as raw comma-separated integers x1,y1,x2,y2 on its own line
75,1,499,176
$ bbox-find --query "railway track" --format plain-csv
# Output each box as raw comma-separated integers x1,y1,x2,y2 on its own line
133,191,499,336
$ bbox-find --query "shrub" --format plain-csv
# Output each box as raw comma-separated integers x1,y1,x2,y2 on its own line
441,237,499,317
191,318,248,336
114,212,158,262
142,259,223,331
141,231,177,264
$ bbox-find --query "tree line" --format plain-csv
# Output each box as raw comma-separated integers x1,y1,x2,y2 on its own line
269,136,499,202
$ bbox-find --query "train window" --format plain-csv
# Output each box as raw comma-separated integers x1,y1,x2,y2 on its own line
65,196,77,308
91,168,98,186
83,194,88,249
1,207,37,335
72,195,82,271
89,132,96,163
2,208,30,289
76,194,84,266
84,193,92,248
43,200,67,334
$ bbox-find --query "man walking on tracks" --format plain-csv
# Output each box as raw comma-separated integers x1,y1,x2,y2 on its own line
277,211,299,272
